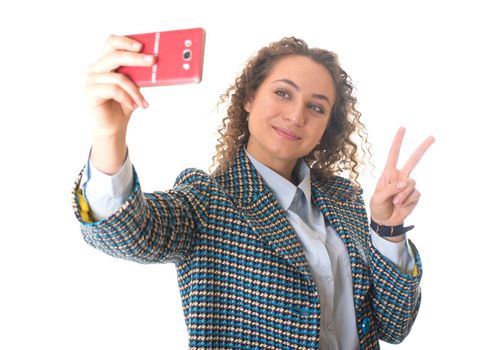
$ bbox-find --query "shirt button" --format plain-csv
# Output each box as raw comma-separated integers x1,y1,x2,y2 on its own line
361,317,370,335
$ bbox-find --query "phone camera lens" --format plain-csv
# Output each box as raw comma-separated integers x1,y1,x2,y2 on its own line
183,49,192,60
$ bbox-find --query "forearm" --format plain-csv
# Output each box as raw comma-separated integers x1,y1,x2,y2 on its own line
369,240,422,343
370,230,415,275
72,167,210,264
74,170,194,264
82,149,134,222
90,128,128,175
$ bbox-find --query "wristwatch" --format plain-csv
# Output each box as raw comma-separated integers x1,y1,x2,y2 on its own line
370,219,415,237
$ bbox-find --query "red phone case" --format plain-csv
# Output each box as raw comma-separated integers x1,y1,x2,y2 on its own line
117,28,205,87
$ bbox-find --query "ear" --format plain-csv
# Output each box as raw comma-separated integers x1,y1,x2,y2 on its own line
244,96,253,113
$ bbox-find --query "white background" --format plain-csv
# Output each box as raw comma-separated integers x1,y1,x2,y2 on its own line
1,0,484,349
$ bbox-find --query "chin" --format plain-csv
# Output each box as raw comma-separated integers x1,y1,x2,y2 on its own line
271,148,305,161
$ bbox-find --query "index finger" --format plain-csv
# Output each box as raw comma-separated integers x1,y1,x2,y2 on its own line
401,136,435,176
384,127,406,170
100,34,143,57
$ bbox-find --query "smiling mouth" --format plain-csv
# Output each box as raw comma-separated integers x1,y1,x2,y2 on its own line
273,126,301,141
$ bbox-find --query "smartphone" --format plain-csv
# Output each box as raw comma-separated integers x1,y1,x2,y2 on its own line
117,28,205,87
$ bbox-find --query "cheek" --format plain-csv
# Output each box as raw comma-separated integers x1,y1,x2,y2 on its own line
247,115,266,140
310,119,329,141
248,100,280,129
254,95,282,118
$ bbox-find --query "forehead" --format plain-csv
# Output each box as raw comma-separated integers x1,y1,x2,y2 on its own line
265,55,336,103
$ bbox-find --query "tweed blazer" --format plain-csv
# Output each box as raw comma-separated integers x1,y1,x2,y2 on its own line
72,147,422,349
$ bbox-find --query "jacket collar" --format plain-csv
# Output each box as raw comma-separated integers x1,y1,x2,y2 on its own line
215,147,360,204
215,147,312,278
215,147,371,305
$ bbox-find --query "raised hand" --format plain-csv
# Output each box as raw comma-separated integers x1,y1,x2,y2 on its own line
86,35,155,175
370,127,435,232
86,35,155,134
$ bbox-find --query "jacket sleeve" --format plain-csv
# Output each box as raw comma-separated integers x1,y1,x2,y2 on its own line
71,165,210,264
368,237,422,344
319,175,422,344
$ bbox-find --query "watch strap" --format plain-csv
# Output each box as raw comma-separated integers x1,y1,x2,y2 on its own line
370,219,415,237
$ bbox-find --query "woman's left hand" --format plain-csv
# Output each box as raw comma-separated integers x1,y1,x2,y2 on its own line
370,128,435,233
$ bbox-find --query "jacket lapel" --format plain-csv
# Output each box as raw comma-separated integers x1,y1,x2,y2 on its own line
216,147,313,280
311,178,371,308
215,147,371,307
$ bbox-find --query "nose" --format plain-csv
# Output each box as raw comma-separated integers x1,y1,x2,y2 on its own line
284,102,305,126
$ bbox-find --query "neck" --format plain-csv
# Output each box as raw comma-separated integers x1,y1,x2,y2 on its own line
245,148,298,183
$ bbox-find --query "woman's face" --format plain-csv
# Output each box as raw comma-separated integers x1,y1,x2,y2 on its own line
245,55,336,179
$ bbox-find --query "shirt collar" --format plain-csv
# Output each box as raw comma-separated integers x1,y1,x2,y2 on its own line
245,148,312,211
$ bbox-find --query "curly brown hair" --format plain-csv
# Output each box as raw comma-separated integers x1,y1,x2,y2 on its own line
211,37,370,188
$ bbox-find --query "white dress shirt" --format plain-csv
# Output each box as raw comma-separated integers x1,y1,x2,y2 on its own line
81,148,416,350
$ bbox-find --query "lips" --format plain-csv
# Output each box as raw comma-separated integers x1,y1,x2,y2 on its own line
273,126,301,141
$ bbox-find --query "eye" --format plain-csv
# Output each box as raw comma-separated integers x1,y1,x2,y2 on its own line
275,89,290,98
308,103,325,114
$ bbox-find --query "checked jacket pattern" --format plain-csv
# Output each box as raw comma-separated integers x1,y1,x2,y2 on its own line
72,147,421,349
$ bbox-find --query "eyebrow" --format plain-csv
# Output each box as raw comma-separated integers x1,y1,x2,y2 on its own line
273,78,332,105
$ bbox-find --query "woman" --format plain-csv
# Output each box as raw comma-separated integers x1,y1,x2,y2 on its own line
72,35,434,349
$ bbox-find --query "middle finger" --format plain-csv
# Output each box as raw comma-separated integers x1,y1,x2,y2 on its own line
401,136,435,177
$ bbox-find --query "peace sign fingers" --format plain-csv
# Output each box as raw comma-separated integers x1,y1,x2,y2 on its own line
384,127,406,171
370,127,435,228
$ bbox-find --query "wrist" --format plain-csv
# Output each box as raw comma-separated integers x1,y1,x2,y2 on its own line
93,124,127,138
91,132,128,175
381,234,406,243
370,218,414,238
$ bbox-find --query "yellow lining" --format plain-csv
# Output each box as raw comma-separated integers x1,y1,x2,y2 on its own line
76,186,93,223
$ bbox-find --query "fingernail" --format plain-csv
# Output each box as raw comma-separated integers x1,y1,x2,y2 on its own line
132,42,142,50
144,55,154,62
397,181,406,189
142,99,149,109
393,198,401,206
